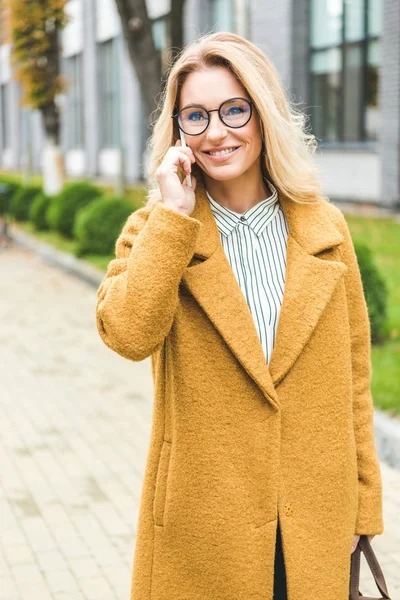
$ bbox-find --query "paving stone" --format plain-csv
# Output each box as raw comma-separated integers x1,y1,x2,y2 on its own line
78,575,115,600
0,576,20,599
68,556,102,578
44,569,80,594
36,550,69,572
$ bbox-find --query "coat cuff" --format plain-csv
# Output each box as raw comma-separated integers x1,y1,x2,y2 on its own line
354,482,384,535
145,201,202,265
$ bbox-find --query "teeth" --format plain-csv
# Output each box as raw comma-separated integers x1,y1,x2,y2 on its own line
208,147,237,156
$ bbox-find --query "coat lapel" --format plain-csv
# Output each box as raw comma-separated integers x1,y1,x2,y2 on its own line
268,193,347,387
181,183,347,408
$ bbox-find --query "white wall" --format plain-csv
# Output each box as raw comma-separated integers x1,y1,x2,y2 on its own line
96,0,121,41
0,44,11,83
315,151,381,202
147,0,170,19
63,0,84,57
65,149,86,176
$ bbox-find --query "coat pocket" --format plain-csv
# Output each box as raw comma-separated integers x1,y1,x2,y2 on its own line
153,440,172,527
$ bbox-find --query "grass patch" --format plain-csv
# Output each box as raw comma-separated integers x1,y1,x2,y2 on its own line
345,214,400,415
17,221,78,254
15,222,114,272
83,254,115,271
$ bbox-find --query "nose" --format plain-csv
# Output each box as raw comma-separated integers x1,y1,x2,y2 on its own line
205,111,227,142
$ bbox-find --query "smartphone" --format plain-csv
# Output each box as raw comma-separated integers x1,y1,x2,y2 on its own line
179,129,192,188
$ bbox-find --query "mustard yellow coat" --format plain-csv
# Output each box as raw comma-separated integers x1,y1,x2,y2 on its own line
96,182,384,600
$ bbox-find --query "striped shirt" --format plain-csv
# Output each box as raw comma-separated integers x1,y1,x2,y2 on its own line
206,181,289,365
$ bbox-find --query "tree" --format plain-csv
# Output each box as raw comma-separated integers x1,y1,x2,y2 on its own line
8,0,68,195
114,0,187,129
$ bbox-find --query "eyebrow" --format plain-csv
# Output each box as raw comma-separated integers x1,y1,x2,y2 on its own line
180,103,207,111
180,97,250,111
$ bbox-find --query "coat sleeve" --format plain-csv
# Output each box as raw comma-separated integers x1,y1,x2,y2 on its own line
96,201,202,362
330,205,384,536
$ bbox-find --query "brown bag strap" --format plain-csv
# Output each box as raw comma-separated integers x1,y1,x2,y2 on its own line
350,535,391,599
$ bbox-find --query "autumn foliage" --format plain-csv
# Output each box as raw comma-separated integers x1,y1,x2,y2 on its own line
8,0,68,110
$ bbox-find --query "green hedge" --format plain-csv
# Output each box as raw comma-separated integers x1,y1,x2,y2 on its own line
0,177,22,216
74,195,134,256
29,192,51,230
47,181,102,238
9,185,42,221
354,240,388,344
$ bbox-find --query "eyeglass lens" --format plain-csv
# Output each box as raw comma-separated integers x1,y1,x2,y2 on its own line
178,98,252,135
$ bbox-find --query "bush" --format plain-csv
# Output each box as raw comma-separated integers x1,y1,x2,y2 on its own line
47,181,102,238
29,192,52,230
9,185,42,221
73,195,134,256
0,177,22,216
354,240,388,344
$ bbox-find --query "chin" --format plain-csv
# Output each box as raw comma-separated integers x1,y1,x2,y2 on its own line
203,166,245,181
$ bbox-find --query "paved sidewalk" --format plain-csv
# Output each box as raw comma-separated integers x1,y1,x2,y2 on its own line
0,246,399,600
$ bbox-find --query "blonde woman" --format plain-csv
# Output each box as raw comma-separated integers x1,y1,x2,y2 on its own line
96,32,383,600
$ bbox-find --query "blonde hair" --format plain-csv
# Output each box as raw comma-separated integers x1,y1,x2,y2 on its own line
145,31,324,206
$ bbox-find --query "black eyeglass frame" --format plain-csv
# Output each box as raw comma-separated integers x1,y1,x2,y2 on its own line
171,97,254,136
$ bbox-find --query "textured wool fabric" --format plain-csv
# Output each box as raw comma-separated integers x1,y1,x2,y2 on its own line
96,181,384,600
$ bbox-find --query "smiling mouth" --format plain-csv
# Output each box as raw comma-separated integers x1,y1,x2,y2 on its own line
204,146,240,157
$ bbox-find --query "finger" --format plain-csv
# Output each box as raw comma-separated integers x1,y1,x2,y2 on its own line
169,145,192,160
351,535,360,553
174,140,195,162
174,149,192,173
165,148,192,171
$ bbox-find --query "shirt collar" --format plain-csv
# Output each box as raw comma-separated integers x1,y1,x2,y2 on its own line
206,180,280,238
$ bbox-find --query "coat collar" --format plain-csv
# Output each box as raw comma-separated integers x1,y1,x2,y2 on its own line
181,182,347,411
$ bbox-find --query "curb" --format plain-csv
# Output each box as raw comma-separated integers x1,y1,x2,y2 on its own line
374,409,400,471
7,223,400,471
9,224,104,288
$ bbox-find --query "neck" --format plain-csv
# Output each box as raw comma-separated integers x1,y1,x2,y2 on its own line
203,161,270,213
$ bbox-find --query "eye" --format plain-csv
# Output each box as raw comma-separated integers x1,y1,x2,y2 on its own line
187,109,207,122
226,105,244,115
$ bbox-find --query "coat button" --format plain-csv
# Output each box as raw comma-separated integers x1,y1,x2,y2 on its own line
284,502,293,516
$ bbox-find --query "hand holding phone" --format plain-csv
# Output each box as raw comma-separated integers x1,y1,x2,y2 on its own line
155,134,197,216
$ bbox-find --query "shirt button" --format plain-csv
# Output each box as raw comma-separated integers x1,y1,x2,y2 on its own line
240,216,246,221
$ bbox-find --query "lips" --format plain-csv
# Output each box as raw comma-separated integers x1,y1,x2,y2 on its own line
201,146,240,162
203,146,240,155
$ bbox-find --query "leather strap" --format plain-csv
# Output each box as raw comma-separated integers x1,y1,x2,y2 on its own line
350,535,391,599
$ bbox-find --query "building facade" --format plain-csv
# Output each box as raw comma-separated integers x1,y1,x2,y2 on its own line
0,0,398,209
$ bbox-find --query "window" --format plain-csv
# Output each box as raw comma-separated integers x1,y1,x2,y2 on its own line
152,17,167,51
210,0,234,32
0,82,10,149
98,37,120,148
65,54,84,149
152,15,170,74
309,0,382,143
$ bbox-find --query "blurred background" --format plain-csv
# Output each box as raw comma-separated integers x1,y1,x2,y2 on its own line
0,0,396,204
0,1,399,600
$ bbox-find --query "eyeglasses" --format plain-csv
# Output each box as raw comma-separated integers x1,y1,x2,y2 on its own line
171,97,253,136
